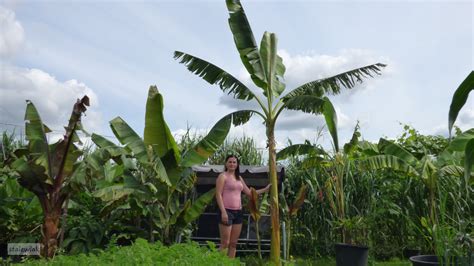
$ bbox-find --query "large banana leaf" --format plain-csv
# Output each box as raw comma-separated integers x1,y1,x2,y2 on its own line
181,188,216,225
93,184,135,202
283,96,338,151
448,71,474,136
276,143,324,161
322,98,339,152
447,128,474,152
11,158,52,195
357,155,418,176
24,101,51,176
110,117,148,164
282,95,325,114
281,63,386,101
260,31,286,97
465,138,474,185
173,52,256,101
91,133,124,157
226,0,266,89
378,138,417,166
181,110,256,167
144,86,179,162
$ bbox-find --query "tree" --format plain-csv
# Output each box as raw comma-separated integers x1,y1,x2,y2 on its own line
174,0,385,263
10,97,89,258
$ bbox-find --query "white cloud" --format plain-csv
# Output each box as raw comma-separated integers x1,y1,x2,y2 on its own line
0,64,103,136
0,6,24,57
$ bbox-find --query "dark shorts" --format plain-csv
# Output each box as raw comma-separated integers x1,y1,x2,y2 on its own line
217,209,243,226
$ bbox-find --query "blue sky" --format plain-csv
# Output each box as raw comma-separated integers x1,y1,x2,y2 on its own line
1,0,473,151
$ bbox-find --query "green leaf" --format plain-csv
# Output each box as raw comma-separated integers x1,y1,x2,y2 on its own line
173,52,256,101
183,188,216,224
464,138,474,189
226,0,267,89
11,158,52,195
110,117,148,164
276,144,325,161
144,86,181,164
322,98,339,152
378,138,417,165
91,133,124,157
281,63,386,101
24,100,51,176
357,155,418,176
283,95,325,115
343,122,361,155
448,71,474,136
93,184,135,202
181,110,255,167
447,128,474,152
259,31,286,97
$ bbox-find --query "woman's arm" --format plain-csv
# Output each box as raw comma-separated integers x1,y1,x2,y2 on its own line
241,177,271,196
215,173,226,213
256,183,271,195
216,173,228,225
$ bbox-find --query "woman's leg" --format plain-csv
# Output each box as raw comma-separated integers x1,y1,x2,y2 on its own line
228,223,242,258
219,223,232,252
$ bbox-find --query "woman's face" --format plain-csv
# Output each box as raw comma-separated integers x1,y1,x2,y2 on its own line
225,157,238,171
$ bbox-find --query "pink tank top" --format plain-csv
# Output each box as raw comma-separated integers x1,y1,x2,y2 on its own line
221,175,243,210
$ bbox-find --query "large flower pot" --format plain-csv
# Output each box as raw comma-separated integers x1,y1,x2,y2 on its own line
409,255,472,266
409,255,438,266
335,243,369,266
403,248,421,259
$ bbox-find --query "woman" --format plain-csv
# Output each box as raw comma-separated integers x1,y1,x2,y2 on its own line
215,155,271,258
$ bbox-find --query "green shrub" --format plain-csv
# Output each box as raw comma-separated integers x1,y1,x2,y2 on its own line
21,239,240,265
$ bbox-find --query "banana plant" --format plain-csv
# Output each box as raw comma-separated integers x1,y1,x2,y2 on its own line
174,1,385,262
92,86,252,244
279,182,308,260
10,96,89,258
448,71,474,194
248,187,269,259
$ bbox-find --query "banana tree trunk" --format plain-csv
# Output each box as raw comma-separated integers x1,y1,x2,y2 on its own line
267,121,281,265
41,208,61,258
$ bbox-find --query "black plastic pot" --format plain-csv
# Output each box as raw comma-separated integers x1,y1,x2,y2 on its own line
409,255,438,266
403,248,421,259
335,243,369,266
409,255,472,266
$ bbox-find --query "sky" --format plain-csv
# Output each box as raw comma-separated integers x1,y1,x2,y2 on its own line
0,0,473,153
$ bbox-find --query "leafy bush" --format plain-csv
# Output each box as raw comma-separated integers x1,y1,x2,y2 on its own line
22,239,240,265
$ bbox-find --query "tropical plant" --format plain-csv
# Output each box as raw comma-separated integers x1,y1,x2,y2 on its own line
279,181,308,260
247,187,269,259
174,0,385,262
447,71,474,195
91,86,251,245
8,97,90,257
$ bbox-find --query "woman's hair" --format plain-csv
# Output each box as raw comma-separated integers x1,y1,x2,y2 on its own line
224,154,241,180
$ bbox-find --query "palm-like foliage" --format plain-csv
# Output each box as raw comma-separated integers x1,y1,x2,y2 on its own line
174,0,385,262
10,97,89,257
91,86,252,244
447,71,474,191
